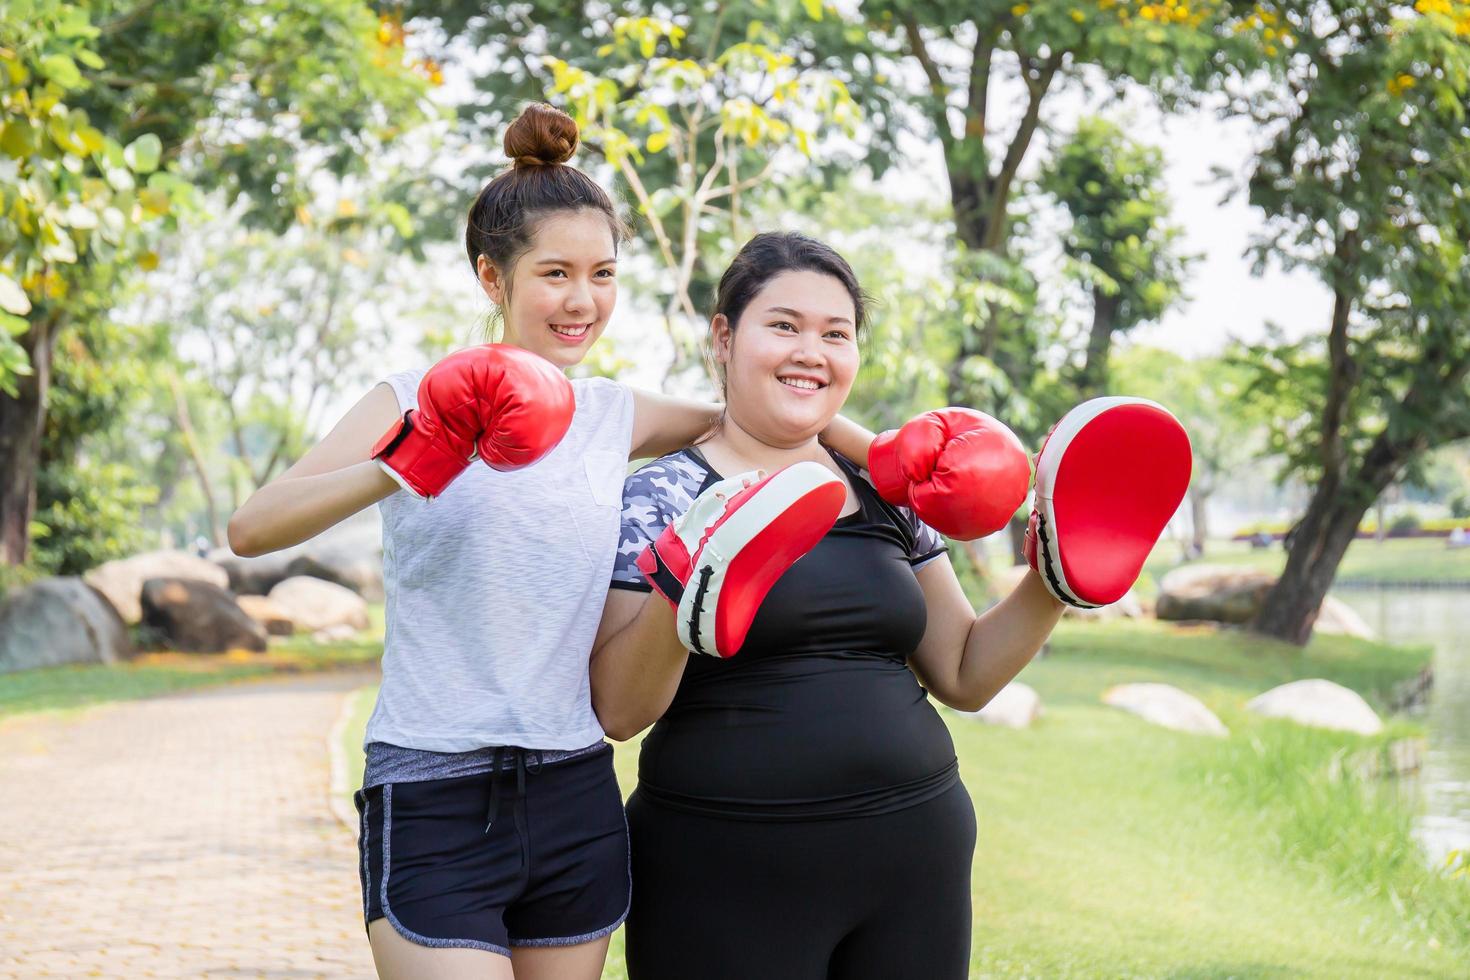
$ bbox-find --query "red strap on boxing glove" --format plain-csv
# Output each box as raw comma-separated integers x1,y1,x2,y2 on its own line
371,411,473,500
868,408,1031,540
1027,396,1192,607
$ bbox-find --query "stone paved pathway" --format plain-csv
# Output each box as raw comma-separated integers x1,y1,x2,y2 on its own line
0,669,378,978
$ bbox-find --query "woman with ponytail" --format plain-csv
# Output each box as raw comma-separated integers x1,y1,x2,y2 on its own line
231,103,875,979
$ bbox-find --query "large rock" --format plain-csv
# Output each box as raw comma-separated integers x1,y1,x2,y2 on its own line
140,579,268,653
267,577,369,634
210,548,295,597
1154,565,1377,636
1313,596,1376,640
1246,679,1384,735
85,550,229,624
1102,683,1229,737
236,595,295,636
1155,565,1276,624
0,577,134,673
213,508,383,600
959,682,1042,729
285,550,383,602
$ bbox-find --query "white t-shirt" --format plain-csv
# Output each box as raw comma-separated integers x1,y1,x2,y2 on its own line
365,371,634,752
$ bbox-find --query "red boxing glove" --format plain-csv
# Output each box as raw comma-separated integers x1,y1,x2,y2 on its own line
1025,396,1192,607
868,408,1031,540
371,344,575,500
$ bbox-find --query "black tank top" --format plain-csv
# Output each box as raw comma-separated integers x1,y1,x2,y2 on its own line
611,448,958,820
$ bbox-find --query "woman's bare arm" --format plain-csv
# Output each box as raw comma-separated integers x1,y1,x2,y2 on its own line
906,556,1065,712
628,388,722,460
820,414,878,467
589,589,690,740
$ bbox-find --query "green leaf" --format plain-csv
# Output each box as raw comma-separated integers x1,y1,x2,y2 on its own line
1,310,29,337
124,134,162,174
383,202,414,238
802,0,823,20
55,6,99,40
0,119,37,158
0,275,31,315
646,130,669,153
0,335,32,397
38,54,83,89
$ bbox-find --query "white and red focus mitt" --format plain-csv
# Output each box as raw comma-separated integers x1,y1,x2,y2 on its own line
1025,397,1192,608
636,461,846,658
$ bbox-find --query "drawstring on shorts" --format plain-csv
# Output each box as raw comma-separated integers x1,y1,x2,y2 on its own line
484,746,544,834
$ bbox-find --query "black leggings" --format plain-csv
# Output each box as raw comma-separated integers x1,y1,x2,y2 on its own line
624,781,977,980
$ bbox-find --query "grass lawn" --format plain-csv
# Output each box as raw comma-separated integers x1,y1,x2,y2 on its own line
341,619,1469,978
0,604,385,720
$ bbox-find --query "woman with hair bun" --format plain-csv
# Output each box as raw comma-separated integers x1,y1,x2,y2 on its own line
230,104,874,979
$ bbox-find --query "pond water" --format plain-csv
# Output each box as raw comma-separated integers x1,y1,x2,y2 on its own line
1335,587,1470,866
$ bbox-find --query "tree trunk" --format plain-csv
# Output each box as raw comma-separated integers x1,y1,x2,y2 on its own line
0,314,58,566
1006,512,1027,566
1253,442,1402,645
1253,253,1362,644
1190,488,1209,557
1078,287,1119,397
1253,489,1369,645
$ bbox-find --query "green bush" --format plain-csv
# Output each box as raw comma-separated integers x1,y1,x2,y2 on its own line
30,461,158,576
1388,511,1423,536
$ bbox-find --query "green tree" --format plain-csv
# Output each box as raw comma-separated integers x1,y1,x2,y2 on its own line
30,313,167,573
1237,0,1470,644
396,2,1265,426
859,0,1267,423
1038,116,1194,396
0,0,429,565
159,196,428,513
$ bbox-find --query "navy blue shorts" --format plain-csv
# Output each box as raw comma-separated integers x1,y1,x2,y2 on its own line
355,742,629,955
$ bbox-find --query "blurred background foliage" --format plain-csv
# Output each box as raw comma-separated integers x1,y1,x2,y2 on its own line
1,0,1468,646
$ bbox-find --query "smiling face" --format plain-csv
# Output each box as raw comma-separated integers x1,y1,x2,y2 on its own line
713,269,860,447
478,209,618,370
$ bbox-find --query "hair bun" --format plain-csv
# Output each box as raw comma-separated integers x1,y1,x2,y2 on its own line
504,103,579,167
